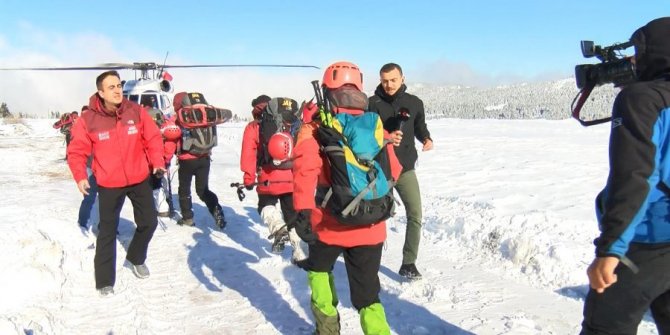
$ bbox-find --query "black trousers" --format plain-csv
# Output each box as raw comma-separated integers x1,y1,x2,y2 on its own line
95,177,157,289
307,241,383,310
581,243,670,334
258,193,297,229
177,157,219,219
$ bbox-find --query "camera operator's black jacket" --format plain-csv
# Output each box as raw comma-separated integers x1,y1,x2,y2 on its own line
368,84,431,172
595,17,670,258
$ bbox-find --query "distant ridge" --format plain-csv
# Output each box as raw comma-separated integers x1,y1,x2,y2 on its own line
398,78,617,120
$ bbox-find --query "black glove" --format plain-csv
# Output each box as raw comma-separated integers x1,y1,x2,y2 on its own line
244,184,254,191
294,210,318,245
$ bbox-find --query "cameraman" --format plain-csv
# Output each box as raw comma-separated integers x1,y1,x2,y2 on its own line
581,17,670,334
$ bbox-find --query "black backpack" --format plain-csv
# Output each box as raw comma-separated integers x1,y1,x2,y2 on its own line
257,97,302,169
175,92,229,156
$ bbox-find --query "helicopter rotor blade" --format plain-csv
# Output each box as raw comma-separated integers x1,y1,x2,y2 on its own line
161,64,320,69
0,63,320,71
0,65,132,71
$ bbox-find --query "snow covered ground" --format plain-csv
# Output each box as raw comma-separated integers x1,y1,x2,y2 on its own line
0,117,659,334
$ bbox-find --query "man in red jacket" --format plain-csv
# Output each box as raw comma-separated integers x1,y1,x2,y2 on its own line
67,70,166,296
240,94,307,263
292,62,402,334
164,92,226,229
53,110,79,159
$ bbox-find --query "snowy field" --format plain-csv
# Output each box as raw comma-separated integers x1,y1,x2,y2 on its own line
0,117,659,334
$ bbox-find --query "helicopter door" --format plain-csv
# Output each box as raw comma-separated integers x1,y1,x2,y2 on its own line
160,94,173,116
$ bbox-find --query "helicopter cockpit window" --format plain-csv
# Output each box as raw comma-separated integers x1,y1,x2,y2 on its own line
127,95,140,103
140,95,158,109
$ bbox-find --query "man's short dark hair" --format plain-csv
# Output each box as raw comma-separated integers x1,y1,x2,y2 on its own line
81,105,88,112
380,63,403,75
96,70,121,90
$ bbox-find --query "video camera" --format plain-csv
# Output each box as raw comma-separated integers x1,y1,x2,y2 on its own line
574,40,636,89
571,40,636,126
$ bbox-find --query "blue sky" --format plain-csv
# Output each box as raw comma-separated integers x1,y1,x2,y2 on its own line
1,0,667,85
0,1,668,116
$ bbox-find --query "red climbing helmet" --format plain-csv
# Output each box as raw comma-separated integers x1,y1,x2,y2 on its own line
322,61,363,91
161,123,182,141
267,132,293,165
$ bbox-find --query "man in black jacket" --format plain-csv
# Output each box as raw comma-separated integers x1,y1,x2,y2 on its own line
581,17,670,334
368,63,432,280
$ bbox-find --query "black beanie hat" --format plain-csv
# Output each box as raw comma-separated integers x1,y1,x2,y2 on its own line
251,94,271,107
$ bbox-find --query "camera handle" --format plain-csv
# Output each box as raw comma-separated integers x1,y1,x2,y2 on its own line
571,83,612,127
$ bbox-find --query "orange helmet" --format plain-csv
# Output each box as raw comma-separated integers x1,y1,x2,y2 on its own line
322,61,363,91
267,132,293,165
162,123,182,141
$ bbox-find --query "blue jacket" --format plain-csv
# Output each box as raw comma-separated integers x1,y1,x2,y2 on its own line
595,17,670,257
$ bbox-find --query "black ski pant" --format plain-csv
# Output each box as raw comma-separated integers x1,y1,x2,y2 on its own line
177,157,219,220
306,241,383,310
257,193,297,229
581,243,670,334
95,177,157,289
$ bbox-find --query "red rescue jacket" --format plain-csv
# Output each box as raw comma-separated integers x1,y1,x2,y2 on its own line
292,115,402,247
67,94,165,188
240,120,293,195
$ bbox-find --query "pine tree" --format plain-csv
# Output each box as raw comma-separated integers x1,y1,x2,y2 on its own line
0,102,12,118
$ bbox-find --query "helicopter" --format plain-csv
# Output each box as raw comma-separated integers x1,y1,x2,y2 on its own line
0,60,319,116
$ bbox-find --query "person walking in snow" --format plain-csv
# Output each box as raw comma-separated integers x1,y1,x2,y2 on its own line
581,17,670,334
367,63,433,280
292,61,402,334
67,70,166,296
240,94,308,263
53,110,79,159
163,92,226,229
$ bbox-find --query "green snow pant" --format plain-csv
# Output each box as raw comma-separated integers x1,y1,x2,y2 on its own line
395,169,423,265
308,271,340,334
308,271,390,335
360,303,390,335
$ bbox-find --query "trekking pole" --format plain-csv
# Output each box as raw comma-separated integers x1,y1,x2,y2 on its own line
165,166,176,217
230,182,248,201
230,181,274,201
311,80,332,128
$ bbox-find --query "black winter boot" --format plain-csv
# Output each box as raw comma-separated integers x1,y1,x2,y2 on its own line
271,227,289,254
399,263,422,280
211,205,226,229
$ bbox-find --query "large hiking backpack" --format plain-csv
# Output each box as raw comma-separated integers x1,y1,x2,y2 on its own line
258,97,302,169
174,92,232,155
316,111,396,226
57,112,77,134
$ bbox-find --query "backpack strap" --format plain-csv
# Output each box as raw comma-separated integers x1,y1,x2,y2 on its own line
338,141,398,217
318,145,343,208
341,169,379,217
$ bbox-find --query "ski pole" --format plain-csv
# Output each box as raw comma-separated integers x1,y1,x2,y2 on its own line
230,181,268,201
